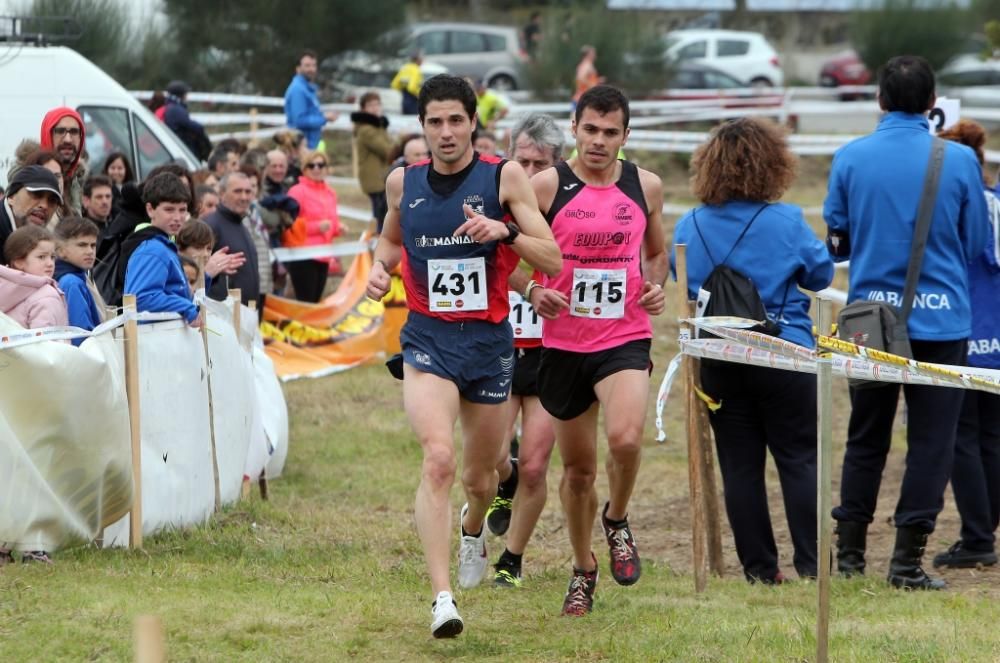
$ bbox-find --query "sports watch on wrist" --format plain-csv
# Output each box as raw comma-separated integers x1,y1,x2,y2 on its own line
502,222,520,245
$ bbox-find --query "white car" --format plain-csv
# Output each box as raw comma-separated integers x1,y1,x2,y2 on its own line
663,29,784,88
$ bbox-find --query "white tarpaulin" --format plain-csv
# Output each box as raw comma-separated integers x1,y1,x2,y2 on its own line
204,300,254,505
0,315,133,551
2,297,289,551
103,319,215,546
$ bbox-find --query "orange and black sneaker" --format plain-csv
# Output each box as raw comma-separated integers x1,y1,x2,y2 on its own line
602,502,641,586
560,554,599,616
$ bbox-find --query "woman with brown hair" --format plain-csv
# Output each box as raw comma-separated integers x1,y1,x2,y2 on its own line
671,117,834,584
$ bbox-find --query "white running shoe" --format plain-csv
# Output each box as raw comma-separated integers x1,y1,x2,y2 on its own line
457,502,488,589
431,591,464,638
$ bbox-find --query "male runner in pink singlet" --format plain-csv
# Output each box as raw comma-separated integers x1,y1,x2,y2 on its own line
529,85,667,616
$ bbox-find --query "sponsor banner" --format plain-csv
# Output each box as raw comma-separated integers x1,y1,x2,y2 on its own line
262,250,408,381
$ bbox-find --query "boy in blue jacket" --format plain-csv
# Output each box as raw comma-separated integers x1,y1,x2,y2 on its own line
123,173,202,328
54,216,104,345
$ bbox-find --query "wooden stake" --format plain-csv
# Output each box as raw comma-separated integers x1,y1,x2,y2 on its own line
692,334,725,577
134,615,165,663
248,107,259,147
676,245,708,592
229,288,241,334
201,322,222,512
227,288,252,500
245,300,269,500
816,298,834,663
122,295,143,549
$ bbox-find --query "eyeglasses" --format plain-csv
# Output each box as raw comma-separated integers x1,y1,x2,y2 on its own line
305,162,327,170
52,127,81,138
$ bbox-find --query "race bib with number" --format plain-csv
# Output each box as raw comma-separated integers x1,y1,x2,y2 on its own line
508,291,542,338
571,268,626,319
428,258,487,312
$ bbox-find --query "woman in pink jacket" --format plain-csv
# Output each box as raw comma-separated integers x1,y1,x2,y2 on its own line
285,149,341,302
0,225,68,330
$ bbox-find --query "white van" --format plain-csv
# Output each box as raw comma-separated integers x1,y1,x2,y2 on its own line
0,45,199,188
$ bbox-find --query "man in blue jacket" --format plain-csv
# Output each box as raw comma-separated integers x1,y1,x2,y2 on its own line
824,55,988,591
283,50,337,150
123,172,202,328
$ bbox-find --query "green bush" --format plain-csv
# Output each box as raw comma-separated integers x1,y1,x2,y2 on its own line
851,0,974,74
525,4,669,101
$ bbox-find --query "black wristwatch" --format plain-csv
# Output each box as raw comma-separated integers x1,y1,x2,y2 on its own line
502,222,520,245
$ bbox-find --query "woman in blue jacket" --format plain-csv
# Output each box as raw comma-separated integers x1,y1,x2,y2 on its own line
672,117,834,584
933,120,1000,570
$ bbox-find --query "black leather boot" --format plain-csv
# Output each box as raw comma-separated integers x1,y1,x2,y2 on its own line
835,521,867,577
887,526,946,590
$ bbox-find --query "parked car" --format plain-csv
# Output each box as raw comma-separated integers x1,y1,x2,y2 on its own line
399,22,527,90
819,50,871,88
938,55,1000,87
320,50,447,110
652,62,784,110
663,29,784,87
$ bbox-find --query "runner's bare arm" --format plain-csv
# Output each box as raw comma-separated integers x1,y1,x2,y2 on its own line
508,268,531,295
525,168,570,319
638,168,668,315
454,162,561,276
367,168,405,301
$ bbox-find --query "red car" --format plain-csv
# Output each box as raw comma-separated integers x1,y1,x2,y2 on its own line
819,50,871,88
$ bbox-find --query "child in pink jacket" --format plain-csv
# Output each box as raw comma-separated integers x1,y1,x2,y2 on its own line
0,225,68,330
0,225,68,565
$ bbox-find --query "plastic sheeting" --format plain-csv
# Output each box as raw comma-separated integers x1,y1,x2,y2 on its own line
0,316,132,551
0,297,289,551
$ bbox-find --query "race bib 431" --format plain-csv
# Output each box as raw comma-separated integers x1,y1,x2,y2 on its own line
428,258,488,311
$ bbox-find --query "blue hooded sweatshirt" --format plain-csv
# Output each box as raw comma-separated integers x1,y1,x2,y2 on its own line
824,112,988,341
283,73,326,149
967,190,1000,369
673,201,834,348
123,227,198,323
54,258,101,346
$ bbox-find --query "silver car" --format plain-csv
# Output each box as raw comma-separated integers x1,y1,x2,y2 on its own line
401,22,527,90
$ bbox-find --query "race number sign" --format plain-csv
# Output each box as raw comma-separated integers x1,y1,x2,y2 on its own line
571,268,626,319
508,291,542,338
428,258,487,311
928,97,960,134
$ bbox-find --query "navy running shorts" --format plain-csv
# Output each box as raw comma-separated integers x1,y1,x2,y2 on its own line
538,339,652,421
400,311,514,405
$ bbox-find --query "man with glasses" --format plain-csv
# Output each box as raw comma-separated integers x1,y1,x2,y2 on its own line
39,107,86,214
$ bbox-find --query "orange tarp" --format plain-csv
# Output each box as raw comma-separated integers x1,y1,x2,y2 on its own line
261,251,407,380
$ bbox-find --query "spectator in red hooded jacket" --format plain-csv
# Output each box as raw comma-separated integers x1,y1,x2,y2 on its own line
39,107,86,215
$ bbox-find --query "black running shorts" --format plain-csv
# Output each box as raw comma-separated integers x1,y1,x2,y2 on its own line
512,347,542,397
537,338,652,421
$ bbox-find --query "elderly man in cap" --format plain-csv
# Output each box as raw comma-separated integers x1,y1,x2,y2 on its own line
1,165,63,262
164,80,212,160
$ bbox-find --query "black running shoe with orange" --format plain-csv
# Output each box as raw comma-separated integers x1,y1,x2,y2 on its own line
561,553,599,616
602,502,641,585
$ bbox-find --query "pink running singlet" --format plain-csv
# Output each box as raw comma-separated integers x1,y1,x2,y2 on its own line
542,160,652,352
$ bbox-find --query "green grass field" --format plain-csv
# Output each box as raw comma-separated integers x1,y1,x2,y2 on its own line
4,159,1000,661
